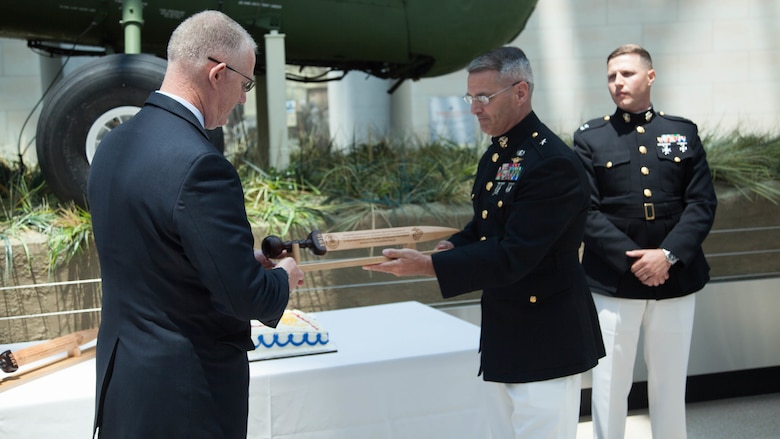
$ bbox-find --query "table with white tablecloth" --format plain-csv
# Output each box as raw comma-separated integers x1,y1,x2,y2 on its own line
0,301,488,438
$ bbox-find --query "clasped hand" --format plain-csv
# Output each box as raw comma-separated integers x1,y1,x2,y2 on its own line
626,248,671,287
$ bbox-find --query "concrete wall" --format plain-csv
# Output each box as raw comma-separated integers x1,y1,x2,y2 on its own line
399,0,780,140
1,0,778,165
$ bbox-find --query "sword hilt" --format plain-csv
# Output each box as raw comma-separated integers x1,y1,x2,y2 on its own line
0,349,19,373
261,230,328,259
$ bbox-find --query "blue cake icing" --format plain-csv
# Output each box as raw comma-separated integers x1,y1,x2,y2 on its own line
254,332,329,348
250,310,330,354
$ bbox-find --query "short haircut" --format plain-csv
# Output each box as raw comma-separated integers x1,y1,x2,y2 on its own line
167,10,257,68
608,44,653,69
467,46,535,93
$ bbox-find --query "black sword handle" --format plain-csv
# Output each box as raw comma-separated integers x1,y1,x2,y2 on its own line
261,230,327,259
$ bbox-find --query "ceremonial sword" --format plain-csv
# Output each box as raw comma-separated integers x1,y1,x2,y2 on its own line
261,225,458,272
0,327,98,373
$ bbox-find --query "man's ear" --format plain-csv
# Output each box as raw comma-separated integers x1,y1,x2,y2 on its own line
516,81,530,104
208,63,225,89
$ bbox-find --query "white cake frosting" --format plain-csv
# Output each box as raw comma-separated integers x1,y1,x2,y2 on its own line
248,309,333,360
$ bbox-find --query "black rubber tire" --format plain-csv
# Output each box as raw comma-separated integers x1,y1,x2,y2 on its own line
36,53,167,208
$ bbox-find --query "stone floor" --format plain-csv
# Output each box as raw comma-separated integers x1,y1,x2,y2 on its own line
576,392,780,439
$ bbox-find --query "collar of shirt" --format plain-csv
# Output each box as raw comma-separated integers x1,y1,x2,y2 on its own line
615,106,655,126
155,90,205,129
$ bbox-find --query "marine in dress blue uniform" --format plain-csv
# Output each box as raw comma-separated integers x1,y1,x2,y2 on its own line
365,46,605,439
572,44,717,439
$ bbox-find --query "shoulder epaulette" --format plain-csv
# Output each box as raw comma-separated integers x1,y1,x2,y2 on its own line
576,115,611,132
657,111,696,126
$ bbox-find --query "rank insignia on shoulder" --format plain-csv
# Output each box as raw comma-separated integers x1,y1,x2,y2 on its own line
578,123,590,131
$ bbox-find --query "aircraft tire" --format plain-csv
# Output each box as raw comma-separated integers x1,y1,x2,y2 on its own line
36,53,167,208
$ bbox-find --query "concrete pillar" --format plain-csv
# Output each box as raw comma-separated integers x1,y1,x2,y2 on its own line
327,72,392,149
264,30,289,169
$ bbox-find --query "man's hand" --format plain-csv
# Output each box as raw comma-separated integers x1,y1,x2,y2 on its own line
275,257,305,290
256,249,304,290
435,240,455,251
362,247,437,277
626,248,671,287
254,249,278,269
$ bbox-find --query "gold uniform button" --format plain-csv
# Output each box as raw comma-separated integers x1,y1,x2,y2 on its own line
639,145,648,154
471,193,475,200
492,153,499,162
643,188,652,198
482,210,488,219
532,132,539,138
497,200,503,208
606,161,613,169
637,126,645,134
529,295,537,304
674,157,681,162
486,181,493,191
641,166,650,175
480,236,487,241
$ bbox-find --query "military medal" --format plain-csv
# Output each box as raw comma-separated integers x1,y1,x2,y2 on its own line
657,134,688,155
495,162,523,181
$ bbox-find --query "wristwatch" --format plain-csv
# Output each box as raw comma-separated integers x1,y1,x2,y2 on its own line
662,248,679,265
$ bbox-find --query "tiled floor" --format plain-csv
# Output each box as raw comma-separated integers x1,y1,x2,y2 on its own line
576,393,780,439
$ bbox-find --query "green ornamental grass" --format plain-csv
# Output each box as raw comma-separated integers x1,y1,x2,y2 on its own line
0,131,779,273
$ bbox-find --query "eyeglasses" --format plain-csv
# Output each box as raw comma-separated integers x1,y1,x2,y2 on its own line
207,56,255,92
463,81,521,105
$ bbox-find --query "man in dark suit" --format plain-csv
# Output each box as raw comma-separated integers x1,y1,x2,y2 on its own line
572,44,717,439
87,10,304,438
364,47,605,438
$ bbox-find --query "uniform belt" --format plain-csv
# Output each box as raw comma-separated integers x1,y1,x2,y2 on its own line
601,202,683,220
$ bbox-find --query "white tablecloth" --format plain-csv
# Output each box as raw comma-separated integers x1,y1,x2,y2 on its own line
0,301,487,438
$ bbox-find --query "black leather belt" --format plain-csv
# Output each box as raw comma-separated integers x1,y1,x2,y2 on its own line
601,202,683,220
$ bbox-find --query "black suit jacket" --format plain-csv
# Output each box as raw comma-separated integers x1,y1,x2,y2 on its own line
572,108,717,300
88,92,289,438
432,112,605,383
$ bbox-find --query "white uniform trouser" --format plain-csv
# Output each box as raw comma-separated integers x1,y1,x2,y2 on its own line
591,293,695,439
484,374,582,439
